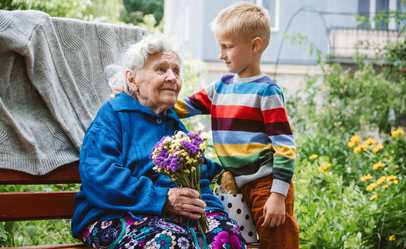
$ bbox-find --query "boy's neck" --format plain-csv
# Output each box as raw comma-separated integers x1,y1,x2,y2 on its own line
236,59,262,78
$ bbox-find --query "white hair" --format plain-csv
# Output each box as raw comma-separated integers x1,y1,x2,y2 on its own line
122,33,181,71
105,34,181,91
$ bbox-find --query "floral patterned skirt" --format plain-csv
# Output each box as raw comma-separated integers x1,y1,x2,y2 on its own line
81,211,247,249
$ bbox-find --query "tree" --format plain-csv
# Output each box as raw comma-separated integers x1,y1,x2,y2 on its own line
122,0,163,25
1,0,124,23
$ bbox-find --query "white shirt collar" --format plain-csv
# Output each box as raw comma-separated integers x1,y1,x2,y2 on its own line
233,73,267,83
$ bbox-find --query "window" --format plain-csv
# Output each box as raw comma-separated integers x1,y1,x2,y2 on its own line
256,0,280,32
358,0,404,30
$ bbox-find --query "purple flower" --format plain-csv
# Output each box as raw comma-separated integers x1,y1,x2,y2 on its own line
211,231,242,249
152,131,209,233
188,132,204,146
180,140,199,155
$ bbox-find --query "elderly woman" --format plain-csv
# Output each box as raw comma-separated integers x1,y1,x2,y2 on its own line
71,35,246,249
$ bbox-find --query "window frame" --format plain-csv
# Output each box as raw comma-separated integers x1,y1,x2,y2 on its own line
256,0,280,32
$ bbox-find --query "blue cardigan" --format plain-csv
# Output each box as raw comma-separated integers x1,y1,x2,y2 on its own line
71,93,223,238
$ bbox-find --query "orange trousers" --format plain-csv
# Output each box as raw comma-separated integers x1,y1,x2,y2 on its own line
241,176,299,249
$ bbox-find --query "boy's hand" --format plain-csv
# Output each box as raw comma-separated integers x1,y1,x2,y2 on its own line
261,192,286,228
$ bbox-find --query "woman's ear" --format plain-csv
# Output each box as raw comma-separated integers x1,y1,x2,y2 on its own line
251,37,265,53
125,69,136,84
125,69,139,96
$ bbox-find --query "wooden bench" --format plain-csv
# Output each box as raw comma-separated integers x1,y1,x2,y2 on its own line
0,162,259,249
0,162,85,249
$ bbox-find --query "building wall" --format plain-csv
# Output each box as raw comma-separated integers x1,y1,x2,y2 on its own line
165,0,359,65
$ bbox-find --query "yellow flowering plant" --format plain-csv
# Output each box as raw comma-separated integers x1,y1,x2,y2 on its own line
345,130,405,248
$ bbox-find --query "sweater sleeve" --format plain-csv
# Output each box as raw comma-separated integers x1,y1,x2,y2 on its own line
79,104,169,215
200,158,222,181
174,83,215,118
261,85,296,196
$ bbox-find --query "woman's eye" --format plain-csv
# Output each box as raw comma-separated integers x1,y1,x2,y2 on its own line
157,68,165,74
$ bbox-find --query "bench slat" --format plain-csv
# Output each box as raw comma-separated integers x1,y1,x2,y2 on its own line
0,191,76,221
0,163,80,185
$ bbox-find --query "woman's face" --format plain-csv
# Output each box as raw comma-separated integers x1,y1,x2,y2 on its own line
130,51,182,114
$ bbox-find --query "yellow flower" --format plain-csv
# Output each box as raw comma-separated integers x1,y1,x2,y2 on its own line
391,127,405,138
349,135,361,145
361,143,370,151
353,145,363,153
372,144,383,153
309,154,318,160
319,163,331,173
372,161,385,171
199,141,207,150
369,193,378,200
364,138,377,145
388,234,396,241
383,184,389,189
360,174,373,182
376,176,386,185
367,182,378,191
387,175,398,181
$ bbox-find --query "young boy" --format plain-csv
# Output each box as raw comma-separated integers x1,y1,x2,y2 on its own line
175,2,299,249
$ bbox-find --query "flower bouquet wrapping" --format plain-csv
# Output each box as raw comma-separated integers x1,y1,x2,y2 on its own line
152,131,209,233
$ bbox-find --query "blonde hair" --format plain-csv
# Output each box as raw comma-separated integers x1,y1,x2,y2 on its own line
210,2,271,48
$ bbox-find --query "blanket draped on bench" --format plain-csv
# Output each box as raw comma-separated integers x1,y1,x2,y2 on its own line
0,10,144,175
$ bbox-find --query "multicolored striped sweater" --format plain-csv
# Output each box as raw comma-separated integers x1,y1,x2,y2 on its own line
175,74,296,196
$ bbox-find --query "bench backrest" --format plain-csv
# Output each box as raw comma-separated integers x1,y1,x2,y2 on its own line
0,162,80,221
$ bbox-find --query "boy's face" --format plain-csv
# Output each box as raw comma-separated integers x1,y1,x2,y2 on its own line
215,32,260,78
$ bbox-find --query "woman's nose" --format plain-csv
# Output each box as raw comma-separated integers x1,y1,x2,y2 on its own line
165,69,177,81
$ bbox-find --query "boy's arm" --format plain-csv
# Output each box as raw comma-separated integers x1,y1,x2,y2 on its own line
261,86,296,197
174,83,215,118
260,85,296,228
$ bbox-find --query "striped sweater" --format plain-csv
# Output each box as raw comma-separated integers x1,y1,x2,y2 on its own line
175,74,296,195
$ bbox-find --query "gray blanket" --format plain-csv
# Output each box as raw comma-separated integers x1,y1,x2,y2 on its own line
0,10,145,174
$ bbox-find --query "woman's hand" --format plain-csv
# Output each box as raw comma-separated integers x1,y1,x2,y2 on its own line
165,188,206,220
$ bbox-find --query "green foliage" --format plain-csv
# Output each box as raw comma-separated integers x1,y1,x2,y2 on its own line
287,29,406,248
288,61,405,134
296,131,406,249
356,9,406,32
122,0,163,26
0,184,80,247
0,0,84,17
385,40,406,71
296,163,374,249
1,0,125,23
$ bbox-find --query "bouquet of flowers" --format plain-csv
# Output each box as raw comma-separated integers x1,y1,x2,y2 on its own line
152,131,209,232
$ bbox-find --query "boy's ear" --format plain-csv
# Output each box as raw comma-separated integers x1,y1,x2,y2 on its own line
251,37,265,53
